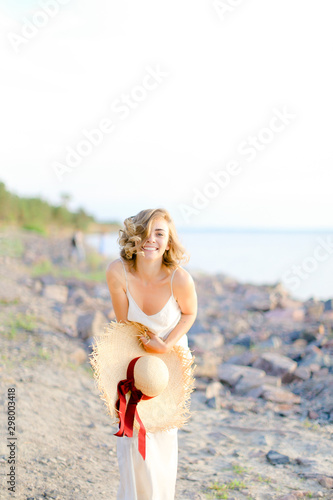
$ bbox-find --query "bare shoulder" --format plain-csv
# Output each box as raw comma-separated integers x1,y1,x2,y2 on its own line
172,266,197,313
105,258,125,291
173,266,196,290
106,257,123,276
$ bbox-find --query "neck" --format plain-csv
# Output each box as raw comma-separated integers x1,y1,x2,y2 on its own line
134,256,164,284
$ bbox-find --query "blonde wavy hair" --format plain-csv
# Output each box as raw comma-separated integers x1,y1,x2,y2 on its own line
118,208,189,271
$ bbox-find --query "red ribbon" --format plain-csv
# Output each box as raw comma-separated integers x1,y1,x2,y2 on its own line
114,357,154,460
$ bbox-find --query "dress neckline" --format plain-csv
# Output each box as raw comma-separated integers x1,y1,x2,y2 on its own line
127,288,175,317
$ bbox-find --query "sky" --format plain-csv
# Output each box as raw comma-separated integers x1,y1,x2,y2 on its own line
0,0,332,229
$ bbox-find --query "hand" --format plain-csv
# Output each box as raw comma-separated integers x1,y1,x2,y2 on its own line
139,329,169,354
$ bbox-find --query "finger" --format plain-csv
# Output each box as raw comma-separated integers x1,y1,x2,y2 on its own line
140,336,150,345
143,328,155,337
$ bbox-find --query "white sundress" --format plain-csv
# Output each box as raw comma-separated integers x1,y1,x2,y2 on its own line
116,258,191,500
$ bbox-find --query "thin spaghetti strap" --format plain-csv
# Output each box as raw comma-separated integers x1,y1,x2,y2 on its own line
170,267,178,298
120,258,128,292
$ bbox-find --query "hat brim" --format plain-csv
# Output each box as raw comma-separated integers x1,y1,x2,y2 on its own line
89,320,196,434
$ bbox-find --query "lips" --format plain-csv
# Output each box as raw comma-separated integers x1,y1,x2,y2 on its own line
143,246,158,251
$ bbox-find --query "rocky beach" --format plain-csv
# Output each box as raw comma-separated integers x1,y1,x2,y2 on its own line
0,228,333,500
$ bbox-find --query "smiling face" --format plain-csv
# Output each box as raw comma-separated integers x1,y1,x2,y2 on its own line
141,217,170,260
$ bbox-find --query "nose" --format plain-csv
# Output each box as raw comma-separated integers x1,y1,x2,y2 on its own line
146,233,155,244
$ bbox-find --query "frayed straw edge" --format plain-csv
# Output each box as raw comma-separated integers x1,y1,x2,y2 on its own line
89,320,197,433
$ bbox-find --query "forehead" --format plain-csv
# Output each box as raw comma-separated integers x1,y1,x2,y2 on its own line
150,217,169,232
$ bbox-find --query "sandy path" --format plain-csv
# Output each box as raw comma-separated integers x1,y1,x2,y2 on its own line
1,329,332,500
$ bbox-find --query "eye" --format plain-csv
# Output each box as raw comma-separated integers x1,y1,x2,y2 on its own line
157,233,164,236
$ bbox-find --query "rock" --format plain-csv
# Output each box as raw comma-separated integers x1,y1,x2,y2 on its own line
308,410,319,420
244,289,277,311
308,363,321,373
304,299,324,319
258,335,282,349
206,397,219,409
318,476,333,488
324,299,333,311
205,381,227,408
298,345,327,368
77,311,107,340
33,279,43,293
300,325,325,343
235,375,281,395
225,351,258,366
231,317,249,335
212,279,224,296
253,352,297,382
205,381,225,400
193,378,209,391
61,309,79,337
217,363,265,387
275,495,297,500
295,456,315,466
39,275,57,286
188,320,208,336
93,284,110,300
292,366,311,381
85,336,97,351
185,493,206,500
230,334,254,348
266,449,290,465
258,385,301,404
322,338,333,349
67,288,89,306
69,348,88,365
291,338,308,347
265,308,305,323
191,332,224,351
192,353,219,378
43,284,68,303
313,367,330,378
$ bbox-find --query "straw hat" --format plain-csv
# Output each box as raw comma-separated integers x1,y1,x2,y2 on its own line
89,320,195,458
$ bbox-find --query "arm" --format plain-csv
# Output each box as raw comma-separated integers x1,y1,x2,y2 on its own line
164,269,197,350
105,259,129,322
141,268,197,353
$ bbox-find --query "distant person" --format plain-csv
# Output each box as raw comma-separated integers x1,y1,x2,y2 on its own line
99,231,106,256
70,230,86,264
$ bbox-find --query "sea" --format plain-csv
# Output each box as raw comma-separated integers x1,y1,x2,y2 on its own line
85,229,333,302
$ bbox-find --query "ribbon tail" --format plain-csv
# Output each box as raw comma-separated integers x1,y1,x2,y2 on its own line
114,382,129,437
124,393,142,437
135,408,147,460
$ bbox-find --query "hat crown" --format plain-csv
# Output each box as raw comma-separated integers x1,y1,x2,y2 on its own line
134,356,169,397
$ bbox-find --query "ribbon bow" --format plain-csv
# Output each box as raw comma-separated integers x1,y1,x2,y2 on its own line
114,357,154,460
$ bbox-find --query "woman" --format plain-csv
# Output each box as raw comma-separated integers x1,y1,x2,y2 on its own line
106,208,197,500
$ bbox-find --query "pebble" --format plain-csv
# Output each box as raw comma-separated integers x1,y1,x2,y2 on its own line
318,476,333,488
266,449,290,465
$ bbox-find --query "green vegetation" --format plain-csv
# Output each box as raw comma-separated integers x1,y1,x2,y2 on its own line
22,347,51,367
0,353,14,370
232,464,249,475
302,418,319,431
0,235,24,258
204,480,247,499
0,298,20,305
4,312,37,339
0,181,97,232
10,312,37,331
30,253,107,282
256,474,272,483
